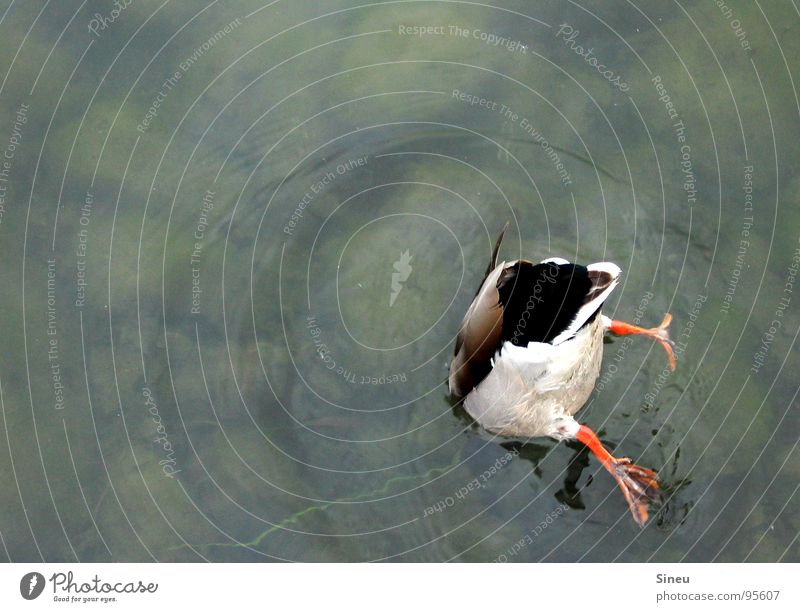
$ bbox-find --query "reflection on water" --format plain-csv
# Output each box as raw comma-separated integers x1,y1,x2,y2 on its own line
0,1,797,562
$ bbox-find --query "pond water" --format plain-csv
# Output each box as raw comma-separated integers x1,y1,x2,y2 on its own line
0,0,798,562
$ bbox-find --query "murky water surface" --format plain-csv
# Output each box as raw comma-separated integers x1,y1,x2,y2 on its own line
0,1,798,561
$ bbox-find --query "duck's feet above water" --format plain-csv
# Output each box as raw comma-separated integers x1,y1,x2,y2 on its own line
606,313,677,371
575,424,661,527
607,457,661,527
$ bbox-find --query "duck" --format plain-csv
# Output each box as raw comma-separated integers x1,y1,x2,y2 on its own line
449,224,676,526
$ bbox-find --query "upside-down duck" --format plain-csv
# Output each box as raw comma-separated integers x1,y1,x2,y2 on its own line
449,225,676,525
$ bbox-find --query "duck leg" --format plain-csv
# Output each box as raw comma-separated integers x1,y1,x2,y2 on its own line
605,313,677,371
574,424,660,526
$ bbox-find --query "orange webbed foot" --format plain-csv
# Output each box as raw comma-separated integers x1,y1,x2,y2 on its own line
609,457,661,526
608,313,677,371
575,425,661,527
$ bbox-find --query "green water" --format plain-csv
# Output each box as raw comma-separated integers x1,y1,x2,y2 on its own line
0,0,797,562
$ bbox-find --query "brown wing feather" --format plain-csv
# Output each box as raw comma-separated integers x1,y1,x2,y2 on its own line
449,225,510,399
483,222,508,279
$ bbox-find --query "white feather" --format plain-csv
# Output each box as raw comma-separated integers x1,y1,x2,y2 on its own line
550,261,621,345
464,324,598,435
540,257,569,265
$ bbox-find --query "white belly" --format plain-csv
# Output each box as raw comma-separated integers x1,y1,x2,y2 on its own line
463,318,604,438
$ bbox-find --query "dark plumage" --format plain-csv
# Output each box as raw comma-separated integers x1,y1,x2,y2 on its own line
448,224,677,526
